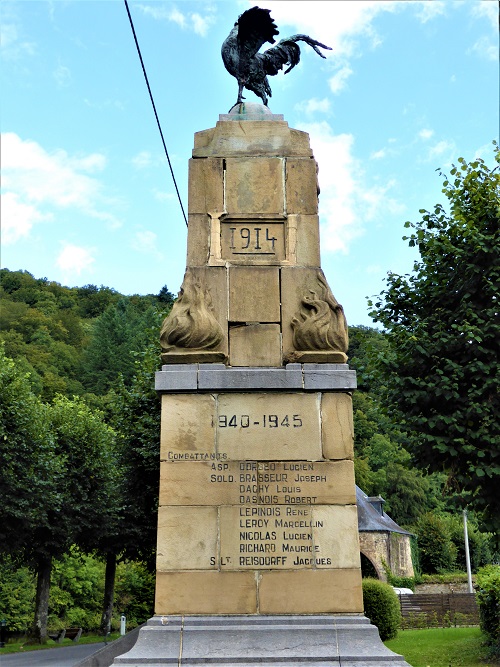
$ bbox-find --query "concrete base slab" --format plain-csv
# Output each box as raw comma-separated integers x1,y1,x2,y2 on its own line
112,615,410,666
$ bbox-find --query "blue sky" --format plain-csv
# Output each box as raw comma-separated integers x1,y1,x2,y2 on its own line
2,0,498,325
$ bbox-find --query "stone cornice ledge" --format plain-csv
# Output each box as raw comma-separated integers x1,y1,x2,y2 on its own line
155,363,357,393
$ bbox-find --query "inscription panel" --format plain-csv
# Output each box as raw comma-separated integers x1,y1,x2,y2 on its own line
217,393,322,460
221,222,285,262
159,460,356,506
220,505,359,570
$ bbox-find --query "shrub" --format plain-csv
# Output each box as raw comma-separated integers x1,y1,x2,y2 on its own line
362,578,401,641
476,564,500,659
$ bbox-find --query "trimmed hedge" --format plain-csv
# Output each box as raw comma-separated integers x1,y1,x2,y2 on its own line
476,564,500,659
362,578,401,641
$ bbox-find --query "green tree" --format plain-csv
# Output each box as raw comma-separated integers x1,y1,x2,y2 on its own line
26,396,117,642
414,513,457,574
81,299,159,394
0,348,57,555
368,145,500,534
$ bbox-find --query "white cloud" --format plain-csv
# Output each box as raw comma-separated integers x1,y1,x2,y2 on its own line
370,148,386,160
468,35,498,61
1,132,120,240
329,65,353,94
190,12,214,37
132,151,153,169
132,230,163,259
419,128,434,140
53,63,71,87
297,121,403,253
0,22,36,60
414,1,446,23
295,97,331,115
153,189,174,202
426,139,457,165
138,4,215,36
260,1,401,58
2,192,52,244
471,1,499,28
56,244,96,275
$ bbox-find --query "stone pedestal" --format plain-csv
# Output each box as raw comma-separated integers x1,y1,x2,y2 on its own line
154,364,361,615
112,104,409,666
114,615,409,666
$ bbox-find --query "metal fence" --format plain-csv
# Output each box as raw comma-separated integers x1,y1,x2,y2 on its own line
398,593,480,629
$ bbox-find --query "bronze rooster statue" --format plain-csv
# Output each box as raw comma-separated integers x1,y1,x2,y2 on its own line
221,6,331,108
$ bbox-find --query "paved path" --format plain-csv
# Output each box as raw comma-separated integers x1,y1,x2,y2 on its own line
0,642,107,667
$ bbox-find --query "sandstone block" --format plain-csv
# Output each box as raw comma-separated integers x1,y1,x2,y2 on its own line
285,159,318,215
216,393,321,461
220,220,286,264
186,214,210,267
225,158,284,215
229,267,280,322
312,505,361,569
229,324,281,367
294,214,321,267
160,394,215,461
192,122,312,158
155,571,257,615
258,569,363,614
321,393,354,460
159,460,356,505
188,158,224,214
156,506,217,570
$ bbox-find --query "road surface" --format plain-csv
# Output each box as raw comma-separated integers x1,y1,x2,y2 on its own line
0,642,107,667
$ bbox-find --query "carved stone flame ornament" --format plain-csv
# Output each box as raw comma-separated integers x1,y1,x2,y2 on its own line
160,270,226,364
288,271,348,363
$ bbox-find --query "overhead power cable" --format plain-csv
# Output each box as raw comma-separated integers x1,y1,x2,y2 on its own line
124,0,188,227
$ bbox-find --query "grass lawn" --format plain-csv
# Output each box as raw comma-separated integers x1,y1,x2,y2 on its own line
0,632,120,654
385,627,499,667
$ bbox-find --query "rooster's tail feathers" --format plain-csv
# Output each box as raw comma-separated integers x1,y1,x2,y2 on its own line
262,34,331,76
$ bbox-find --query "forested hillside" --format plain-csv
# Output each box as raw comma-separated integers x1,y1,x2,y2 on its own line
0,267,495,641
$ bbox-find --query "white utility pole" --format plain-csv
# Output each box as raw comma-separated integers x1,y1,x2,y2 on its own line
463,509,473,594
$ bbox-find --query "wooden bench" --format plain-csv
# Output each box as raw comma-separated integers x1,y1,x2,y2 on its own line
48,627,83,643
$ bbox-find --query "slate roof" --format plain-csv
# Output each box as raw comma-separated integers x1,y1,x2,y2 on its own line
356,486,413,536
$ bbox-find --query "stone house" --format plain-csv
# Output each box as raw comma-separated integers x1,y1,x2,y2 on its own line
356,486,414,581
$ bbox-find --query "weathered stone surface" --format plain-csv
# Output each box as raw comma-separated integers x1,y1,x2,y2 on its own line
193,121,313,158
304,364,357,390
218,504,359,570
156,506,217,570
160,268,227,362
229,266,280,322
312,505,361,569
155,571,257,614
287,214,322,267
159,460,356,505
258,569,364,613
186,214,210,267
281,268,323,359
155,365,198,391
285,159,318,215
197,365,304,391
216,393,321,460
321,392,354,460
160,394,215,461
229,324,281,367
112,615,411,666
225,158,284,215
220,219,286,264
188,158,224,214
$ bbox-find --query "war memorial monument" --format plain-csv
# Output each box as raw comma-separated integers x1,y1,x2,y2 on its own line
113,7,410,666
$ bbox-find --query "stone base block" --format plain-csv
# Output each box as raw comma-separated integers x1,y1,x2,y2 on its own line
112,615,410,666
